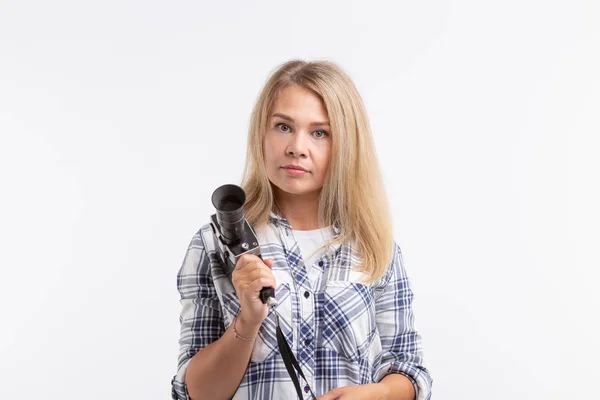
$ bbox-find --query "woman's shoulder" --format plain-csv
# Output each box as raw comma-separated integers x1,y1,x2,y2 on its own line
181,222,218,257
177,223,217,291
364,239,405,287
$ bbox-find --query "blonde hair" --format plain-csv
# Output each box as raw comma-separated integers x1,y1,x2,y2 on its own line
240,59,394,283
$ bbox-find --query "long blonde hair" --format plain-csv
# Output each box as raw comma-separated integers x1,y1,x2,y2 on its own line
240,59,394,283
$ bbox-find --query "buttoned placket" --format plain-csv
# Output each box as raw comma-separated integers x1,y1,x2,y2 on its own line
272,213,318,394
269,212,344,398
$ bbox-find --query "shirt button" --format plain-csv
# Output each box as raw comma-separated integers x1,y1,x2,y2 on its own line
303,291,310,298
304,339,311,346
318,261,324,267
304,385,310,393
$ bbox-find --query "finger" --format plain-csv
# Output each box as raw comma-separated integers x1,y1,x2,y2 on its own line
244,261,273,278
317,391,340,400
239,268,276,292
317,388,345,400
263,258,275,269
256,265,277,286
248,276,277,292
254,265,272,279
235,254,261,271
233,262,272,288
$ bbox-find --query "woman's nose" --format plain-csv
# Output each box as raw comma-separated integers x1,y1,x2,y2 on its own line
285,132,308,157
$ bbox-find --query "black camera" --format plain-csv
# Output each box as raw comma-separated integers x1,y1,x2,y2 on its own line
209,184,277,308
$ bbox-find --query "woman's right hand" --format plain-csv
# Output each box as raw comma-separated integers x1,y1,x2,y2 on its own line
231,254,276,333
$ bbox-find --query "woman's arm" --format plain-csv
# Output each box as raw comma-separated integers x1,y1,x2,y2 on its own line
373,243,433,400
316,374,415,400
185,314,261,400
187,252,276,400
171,229,276,400
379,374,416,400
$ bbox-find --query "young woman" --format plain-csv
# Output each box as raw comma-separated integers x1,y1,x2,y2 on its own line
171,60,433,400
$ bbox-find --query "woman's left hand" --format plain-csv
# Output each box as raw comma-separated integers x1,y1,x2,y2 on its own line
317,383,390,400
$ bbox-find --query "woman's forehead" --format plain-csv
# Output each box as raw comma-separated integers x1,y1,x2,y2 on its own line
272,86,327,114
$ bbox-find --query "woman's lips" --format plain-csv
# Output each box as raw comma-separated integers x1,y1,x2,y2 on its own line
282,167,308,176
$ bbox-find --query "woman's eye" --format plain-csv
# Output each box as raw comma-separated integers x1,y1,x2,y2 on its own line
276,123,291,132
275,123,327,138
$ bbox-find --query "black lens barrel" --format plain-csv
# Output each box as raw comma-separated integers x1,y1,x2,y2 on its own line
211,184,246,244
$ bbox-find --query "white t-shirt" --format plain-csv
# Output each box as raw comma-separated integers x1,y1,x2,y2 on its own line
291,225,335,287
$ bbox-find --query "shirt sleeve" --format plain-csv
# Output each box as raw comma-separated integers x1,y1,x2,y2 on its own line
171,229,225,400
373,242,433,400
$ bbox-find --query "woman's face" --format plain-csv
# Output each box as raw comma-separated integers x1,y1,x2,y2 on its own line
263,85,332,201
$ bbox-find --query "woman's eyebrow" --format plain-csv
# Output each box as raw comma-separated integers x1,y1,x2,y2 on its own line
272,113,330,127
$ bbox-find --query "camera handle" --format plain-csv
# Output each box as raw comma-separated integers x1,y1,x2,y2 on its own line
259,286,276,306
257,254,277,308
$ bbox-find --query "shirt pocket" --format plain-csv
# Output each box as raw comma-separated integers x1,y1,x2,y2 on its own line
320,280,382,363
221,282,294,363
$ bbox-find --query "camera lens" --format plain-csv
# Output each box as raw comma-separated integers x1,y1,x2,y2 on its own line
211,184,246,244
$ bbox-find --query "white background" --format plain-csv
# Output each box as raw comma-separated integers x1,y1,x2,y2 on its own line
1,1,598,399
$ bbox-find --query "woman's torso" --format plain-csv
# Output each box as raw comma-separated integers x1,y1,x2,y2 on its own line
199,212,389,399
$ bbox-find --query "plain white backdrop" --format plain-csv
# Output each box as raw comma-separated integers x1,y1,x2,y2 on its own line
1,0,598,399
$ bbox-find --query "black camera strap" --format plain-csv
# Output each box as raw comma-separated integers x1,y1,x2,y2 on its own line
274,312,317,400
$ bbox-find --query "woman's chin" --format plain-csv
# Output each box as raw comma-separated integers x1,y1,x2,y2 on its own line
273,182,321,197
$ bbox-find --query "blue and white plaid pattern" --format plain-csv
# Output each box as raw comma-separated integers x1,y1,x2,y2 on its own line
171,212,433,399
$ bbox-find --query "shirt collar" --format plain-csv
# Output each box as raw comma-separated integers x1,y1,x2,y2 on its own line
268,210,340,236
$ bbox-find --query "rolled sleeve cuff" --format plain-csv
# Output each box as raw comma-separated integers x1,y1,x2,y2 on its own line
376,361,433,400
171,359,192,400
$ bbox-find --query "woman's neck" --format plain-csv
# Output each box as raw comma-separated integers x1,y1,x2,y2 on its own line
274,189,321,231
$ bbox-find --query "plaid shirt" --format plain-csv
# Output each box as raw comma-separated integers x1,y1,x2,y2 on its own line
171,212,433,399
